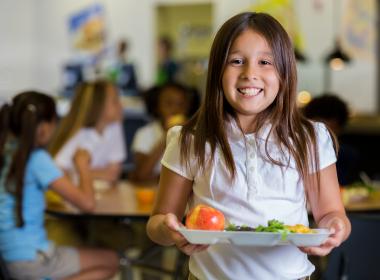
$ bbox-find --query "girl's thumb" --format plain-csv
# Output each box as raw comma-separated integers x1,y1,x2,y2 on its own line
165,213,180,231
330,219,344,234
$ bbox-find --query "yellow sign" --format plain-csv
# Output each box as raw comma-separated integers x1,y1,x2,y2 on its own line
250,0,304,51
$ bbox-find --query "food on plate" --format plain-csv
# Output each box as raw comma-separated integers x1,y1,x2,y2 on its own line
226,219,315,239
254,219,291,240
284,224,315,234
185,204,225,231
341,185,370,205
225,224,255,231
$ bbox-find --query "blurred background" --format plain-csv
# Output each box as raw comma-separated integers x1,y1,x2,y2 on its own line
0,0,375,113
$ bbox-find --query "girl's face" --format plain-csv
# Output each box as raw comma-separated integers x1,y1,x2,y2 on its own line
36,120,57,147
222,28,280,125
157,87,188,120
101,85,123,124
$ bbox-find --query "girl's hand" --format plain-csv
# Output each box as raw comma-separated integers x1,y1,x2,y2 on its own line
162,213,209,256
73,149,91,171
299,217,346,256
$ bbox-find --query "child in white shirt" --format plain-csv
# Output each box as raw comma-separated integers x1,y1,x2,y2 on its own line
49,80,126,183
131,82,199,182
47,80,127,248
147,12,351,280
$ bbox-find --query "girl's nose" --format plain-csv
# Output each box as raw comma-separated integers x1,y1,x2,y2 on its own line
240,63,258,80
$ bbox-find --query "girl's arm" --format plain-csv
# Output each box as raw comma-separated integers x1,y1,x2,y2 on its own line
131,137,166,181
146,166,208,255
50,149,95,212
303,163,351,256
90,162,122,183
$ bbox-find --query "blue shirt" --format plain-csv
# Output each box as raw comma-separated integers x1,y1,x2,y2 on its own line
0,148,63,261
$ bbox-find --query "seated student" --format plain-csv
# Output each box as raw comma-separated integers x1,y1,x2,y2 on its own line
130,82,200,182
49,80,126,184
303,94,361,186
0,91,118,280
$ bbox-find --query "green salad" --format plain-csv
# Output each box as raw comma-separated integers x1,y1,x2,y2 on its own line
255,219,291,240
226,219,291,240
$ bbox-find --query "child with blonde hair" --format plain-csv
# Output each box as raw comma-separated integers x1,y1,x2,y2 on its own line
49,80,126,183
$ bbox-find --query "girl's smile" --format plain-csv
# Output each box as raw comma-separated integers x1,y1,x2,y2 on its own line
237,87,263,97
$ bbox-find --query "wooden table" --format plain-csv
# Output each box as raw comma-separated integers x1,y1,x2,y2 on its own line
345,196,380,213
46,181,185,279
46,181,156,220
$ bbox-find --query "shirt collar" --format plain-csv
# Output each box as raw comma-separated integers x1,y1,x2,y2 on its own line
225,116,275,143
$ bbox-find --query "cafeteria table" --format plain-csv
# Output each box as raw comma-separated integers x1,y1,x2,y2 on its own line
47,180,154,220
46,180,188,280
344,191,380,213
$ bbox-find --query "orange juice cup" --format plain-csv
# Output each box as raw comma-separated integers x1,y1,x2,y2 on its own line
135,187,156,205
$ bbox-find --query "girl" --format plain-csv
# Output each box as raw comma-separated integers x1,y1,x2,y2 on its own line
147,12,351,280
0,91,118,280
131,82,200,182
49,80,126,184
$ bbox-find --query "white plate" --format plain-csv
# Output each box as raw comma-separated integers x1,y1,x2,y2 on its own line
178,228,330,247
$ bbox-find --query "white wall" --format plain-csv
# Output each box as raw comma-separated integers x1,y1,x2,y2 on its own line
0,0,37,100
0,0,376,113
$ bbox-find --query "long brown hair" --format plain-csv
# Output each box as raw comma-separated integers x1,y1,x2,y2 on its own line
49,80,113,156
0,91,57,227
180,12,337,186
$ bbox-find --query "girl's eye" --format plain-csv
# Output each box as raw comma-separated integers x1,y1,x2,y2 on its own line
259,60,272,65
229,58,243,65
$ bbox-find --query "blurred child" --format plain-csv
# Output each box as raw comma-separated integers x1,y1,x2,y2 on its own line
0,91,118,280
303,94,361,185
147,12,350,279
156,36,180,85
107,39,138,95
130,82,200,182
49,80,126,184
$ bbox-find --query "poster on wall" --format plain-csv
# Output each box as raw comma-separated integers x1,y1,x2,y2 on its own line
342,0,375,60
64,3,107,90
68,3,106,56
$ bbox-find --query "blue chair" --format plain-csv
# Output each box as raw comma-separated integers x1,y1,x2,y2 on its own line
323,213,380,280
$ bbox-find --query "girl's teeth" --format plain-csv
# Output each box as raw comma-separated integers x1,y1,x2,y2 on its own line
239,88,261,96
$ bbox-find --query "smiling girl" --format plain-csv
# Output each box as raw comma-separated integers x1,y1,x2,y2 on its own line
147,12,350,280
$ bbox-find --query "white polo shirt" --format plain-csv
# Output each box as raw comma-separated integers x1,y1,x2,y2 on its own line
131,121,164,175
161,120,336,280
55,121,126,173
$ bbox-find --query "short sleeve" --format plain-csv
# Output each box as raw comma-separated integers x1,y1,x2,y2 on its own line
54,131,81,171
160,126,196,180
315,122,337,171
131,126,155,154
30,150,63,190
106,122,127,163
